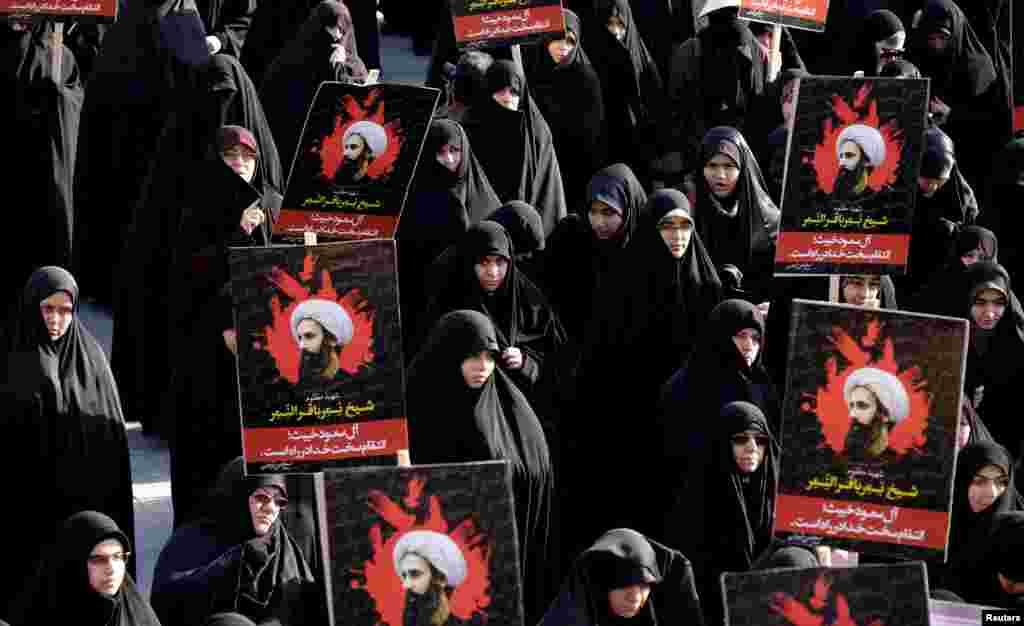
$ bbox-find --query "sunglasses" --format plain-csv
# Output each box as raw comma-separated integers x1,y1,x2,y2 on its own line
251,492,289,508
730,434,769,447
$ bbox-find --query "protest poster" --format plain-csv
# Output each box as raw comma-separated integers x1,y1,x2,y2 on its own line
229,239,407,474
276,82,439,241
0,0,117,20
323,461,522,626
774,77,930,276
772,300,968,560
738,0,828,32
723,563,929,626
450,0,564,49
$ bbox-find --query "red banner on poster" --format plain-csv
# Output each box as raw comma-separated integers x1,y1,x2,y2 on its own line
244,419,408,465
0,0,117,19
275,209,398,240
775,232,909,266
739,0,828,32
453,4,564,46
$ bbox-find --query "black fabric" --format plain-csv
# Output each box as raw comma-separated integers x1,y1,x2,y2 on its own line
10,511,159,626
688,126,779,301
205,613,257,626
911,226,998,318
956,512,1024,607
751,545,820,570
957,0,1015,149
538,529,705,626
0,268,135,618
524,9,607,215
198,0,257,57
841,10,905,77
0,22,83,351
982,136,1024,280
260,0,367,180
152,458,319,626
461,60,568,237
541,163,648,341
583,0,666,182
745,68,806,201
73,0,211,303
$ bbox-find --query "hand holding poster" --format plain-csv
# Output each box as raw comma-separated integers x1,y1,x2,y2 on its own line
773,300,968,560
229,240,407,474
723,563,929,626
738,0,828,32
276,82,440,241
774,77,930,276
324,462,523,626
450,0,565,49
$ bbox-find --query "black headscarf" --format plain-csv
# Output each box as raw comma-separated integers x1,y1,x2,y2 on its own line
541,163,648,340
697,7,763,129
260,0,367,179
525,9,607,212
11,511,159,626
949,0,1015,142
879,59,923,78
205,613,258,626
461,60,568,236
583,0,666,178
949,442,1017,557
198,0,257,58
846,10,905,77
908,0,998,103
745,67,808,204
956,512,1024,607
691,126,779,300
751,545,820,570
911,226,998,317
0,267,136,610
151,457,318,626
538,529,705,626
983,136,1024,278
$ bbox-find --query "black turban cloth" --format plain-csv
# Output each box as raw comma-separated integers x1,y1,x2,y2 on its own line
198,0,257,58
900,126,978,297
406,310,555,621
541,163,648,342
583,0,666,182
72,0,211,303
907,0,1008,188
538,528,705,626
960,261,1024,447
931,441,1019,592
461,60,568,237
0,268,135,618
159,130,265,528
0,22,83,351
955,512,1024,607
524,9,607,215
398,119,502,359
911,225,997,318
659,299,780,527
688,126,779,301
10,511,159,626
112,51,282,434
152,458,320,626
982,136,1024,279
260,0,367,182
678,401,778,625
420,221,567,398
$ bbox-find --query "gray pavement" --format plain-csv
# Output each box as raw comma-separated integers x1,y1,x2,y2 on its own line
78,30,430,600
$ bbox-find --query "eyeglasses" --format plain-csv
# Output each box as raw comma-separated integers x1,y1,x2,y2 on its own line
251,492,289,508
87,552,130,566
730,434,769,447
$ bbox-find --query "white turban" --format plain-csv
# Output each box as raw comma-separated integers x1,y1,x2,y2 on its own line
290,298,354,346
393,530,468,588
836,124,887,168
344,121,389,157
843,367,910,424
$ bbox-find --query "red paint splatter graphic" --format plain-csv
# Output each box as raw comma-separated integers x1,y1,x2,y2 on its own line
319,88,405,180
799,320,930,455
805,83,904,194
262,252,375,383
771,573,885,626
352,477,492,626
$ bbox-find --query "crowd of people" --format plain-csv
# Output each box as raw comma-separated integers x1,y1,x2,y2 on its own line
3,0,1024,623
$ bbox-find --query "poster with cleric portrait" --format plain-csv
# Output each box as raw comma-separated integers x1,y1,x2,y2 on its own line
773,300,968,560
229,239,407,475
774,77,930,276
323,461,522,626
723,563,929,626
277,82,440,241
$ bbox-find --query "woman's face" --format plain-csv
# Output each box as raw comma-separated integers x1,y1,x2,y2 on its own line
222,145,257,183
40,290,73,340
971,288,1007,330
474,255,509,292
606,15,626,41
781,78,800,127
848,386,879,426
608,584,651,618
437,142,462,173
918,174,950,198
843,275,882,307
589,200,625,240
733,328,761,366
703,153,740,198
957,412,971,450
547,35,576,64
961,247,987,267
492,87,520,111
874,30,905,68
657,210,693,259
461,350,496,388
87,538,128,597
968,464,1009,513
248,486,287,536
731,429,767,473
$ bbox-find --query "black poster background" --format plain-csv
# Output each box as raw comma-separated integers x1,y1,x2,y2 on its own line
324,461,523,626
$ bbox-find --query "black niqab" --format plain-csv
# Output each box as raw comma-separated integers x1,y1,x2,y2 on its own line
845,10,905,77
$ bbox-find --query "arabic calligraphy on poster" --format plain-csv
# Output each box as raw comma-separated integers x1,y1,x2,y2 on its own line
739,0,828,32
0,0,116,19
450,0,564,48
